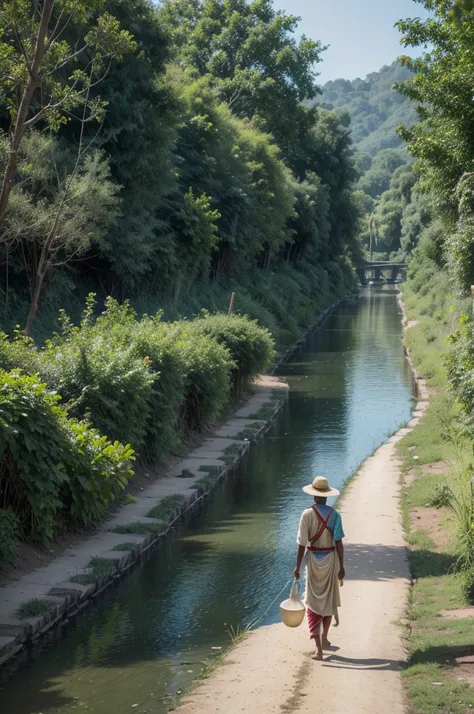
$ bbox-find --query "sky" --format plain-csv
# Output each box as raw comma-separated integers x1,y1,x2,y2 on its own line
272,0,432,84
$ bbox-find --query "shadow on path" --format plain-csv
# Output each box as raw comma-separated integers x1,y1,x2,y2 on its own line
323,654,405,672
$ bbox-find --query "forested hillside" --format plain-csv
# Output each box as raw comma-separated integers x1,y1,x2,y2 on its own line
321,61,416,156
0,0,360,344
322,62,421,260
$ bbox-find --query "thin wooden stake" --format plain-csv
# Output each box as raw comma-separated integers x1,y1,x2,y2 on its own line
228,292,236,316
471,286,474,313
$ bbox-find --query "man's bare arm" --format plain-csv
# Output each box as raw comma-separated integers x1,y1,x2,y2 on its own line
335,540,345,580
293,544,306,579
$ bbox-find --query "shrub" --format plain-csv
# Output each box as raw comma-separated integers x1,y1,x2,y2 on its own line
427,483,452,509
0,330,40,373
17,598,55,620
0,507,20,570
166,321,232,431
64,419,135,528
39,296,155,450
0,370,134,545
86,298,187,461
194,313,275,395
129,315,186,461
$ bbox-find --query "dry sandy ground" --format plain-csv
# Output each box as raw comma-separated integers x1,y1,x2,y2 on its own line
175,431,412,714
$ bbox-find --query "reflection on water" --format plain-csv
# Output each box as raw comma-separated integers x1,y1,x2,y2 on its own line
1,289,413,714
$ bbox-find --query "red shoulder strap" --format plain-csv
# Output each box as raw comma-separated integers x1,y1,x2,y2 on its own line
309,506,334,546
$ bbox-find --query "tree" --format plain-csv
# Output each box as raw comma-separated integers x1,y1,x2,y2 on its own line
159,0,325,165
0,0,135,231
0,133,120,332
396,1,474,292
396,4,474,210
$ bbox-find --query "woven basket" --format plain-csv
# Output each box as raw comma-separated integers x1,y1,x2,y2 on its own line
280,580,305,628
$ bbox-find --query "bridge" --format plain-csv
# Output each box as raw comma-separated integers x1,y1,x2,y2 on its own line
356,261,407,286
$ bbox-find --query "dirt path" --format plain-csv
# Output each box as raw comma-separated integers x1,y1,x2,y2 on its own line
175,428,414,714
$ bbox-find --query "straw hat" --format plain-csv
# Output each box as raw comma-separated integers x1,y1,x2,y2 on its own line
303,476,340,498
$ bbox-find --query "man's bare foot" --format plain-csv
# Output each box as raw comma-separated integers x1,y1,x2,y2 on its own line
312,651,323,661
322,637,331,650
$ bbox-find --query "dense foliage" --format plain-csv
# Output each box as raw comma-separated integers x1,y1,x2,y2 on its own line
194,312,275,396
395,1,474,597
321,61,416,157
0,296,275,543
0,369,134,546
320,61,425,260
0,0,360,338
0,0,362,569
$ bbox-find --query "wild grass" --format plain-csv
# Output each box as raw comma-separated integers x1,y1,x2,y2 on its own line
399,277,474,714
248,404,276,421
397,393,466,467
112,521,165,536
17,598,55,620
235,427,259,441
70,556,118,585
147,494,186,521
112,542,138,552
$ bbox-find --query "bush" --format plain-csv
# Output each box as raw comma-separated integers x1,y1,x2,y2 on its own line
0,507,20,570
0,370,134,545
0,330,41,373
39,297,155,450
85,298,187,462
128,315,186,461
194,312,275,396
167,321,231,432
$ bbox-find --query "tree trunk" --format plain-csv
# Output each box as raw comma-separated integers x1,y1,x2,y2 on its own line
25,263,47,335
0,0,54,231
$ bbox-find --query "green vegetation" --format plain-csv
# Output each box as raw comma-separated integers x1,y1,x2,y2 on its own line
397,264,474,709
147,494,186,521
321,61,431,261
70,556,118,585
235,428,260,442
113,542,139,552
118,494,137,506
249,405,277,421
112,522,165,536
387,9,474,701
0,0,359,343
17,598,55,620
0,369,134,548
0,299,274,568
0,0,364,571
194,314,274,397
321,61,416,157
398,404,474,712
0,508,20,571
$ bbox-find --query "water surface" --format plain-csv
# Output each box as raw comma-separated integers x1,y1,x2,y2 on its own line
1,288,413,714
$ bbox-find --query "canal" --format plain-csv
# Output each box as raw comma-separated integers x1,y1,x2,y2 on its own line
1,288,414,714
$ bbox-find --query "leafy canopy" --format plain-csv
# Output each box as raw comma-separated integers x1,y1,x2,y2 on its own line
0,0,136,132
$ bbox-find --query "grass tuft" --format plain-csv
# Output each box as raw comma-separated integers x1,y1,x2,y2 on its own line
113,542,139,552
17,598,55,620
113,522,165,535
147,494,186,521
69,556,118,585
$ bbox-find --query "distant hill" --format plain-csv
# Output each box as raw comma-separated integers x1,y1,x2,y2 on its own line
320,61,417,157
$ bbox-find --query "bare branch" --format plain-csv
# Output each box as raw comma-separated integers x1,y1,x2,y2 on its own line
46,0,82,50
11,20,33,77
44,43,89,77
